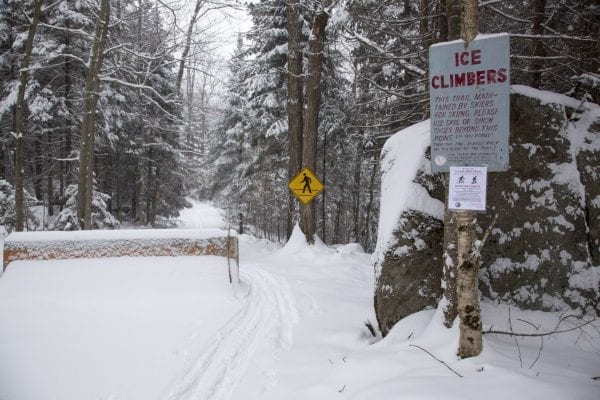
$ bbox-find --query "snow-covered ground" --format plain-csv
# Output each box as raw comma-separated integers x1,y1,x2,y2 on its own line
0,201,598,399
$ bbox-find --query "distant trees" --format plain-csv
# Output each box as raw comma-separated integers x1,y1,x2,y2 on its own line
0,0,219,231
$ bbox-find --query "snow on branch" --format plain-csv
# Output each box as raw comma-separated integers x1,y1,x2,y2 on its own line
342,30,426,76
510,33,598,43
99,77,177,105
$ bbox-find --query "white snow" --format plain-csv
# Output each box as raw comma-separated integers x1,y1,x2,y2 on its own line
373,119,444,273
0,201,599,400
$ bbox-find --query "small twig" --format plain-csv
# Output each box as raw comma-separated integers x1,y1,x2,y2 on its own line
509,307,523,368
479,213,499,250
516,318,541,331
514,316,543,369
338,385,346,393
409,345,463,378
342,356,348,363
530,336,544,369
484,318,597,337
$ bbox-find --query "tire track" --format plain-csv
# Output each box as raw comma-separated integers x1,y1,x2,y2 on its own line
164,266,298,400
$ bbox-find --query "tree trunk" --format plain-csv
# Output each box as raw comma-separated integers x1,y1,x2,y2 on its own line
300,10,328,244
437,0,448,42
362,155,378,250
286,0,304,239
530,0,546,88
14,0,42,231
461,0,479,43
351,142,363,242
456,0,482,358
46,132,54,217
420,0,431,49
446,0,462,41
77,0,110,229
175,0,203,94
116,138,123,222
33,138,43,200
440,0,462,328
455,212,482,357
136,108,147,225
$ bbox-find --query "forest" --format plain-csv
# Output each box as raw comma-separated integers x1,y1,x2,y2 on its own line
0,0,597,251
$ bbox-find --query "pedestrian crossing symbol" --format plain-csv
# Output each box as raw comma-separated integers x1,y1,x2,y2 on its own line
288,167,324,205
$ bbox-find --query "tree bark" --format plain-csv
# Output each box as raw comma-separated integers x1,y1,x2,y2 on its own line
457,0,482,358
456,212,482,357
530,0,546,88
351,141,363,242
419,0,431,49
286,0,304,239
362,154,379,250
300,10,328,244
446,0,462,42
14,0,42,231
77,0,110,229
440,0,462,328
461,0,479,43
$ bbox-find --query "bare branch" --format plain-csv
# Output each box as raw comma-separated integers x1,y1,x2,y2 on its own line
409,345,463,378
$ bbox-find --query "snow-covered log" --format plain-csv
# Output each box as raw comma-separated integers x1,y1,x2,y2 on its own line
2,229,239,281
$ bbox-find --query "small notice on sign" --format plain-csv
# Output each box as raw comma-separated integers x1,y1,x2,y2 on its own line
449,166,487,211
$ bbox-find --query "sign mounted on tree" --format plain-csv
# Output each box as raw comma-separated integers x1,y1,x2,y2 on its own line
429,33,510,172
288,167,324,205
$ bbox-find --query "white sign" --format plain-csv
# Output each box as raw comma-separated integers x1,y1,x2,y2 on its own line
429,34,510,172
449,166,487,211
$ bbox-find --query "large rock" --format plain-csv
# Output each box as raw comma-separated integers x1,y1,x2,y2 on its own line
374,87,600,336
374,210,443,336
477,87,599,313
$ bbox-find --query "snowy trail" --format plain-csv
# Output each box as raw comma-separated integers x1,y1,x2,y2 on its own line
164,265,298,400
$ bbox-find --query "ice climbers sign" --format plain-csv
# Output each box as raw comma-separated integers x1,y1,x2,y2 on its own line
429,34,510,172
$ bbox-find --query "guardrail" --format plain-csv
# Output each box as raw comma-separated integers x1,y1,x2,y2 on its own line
2,229,239,283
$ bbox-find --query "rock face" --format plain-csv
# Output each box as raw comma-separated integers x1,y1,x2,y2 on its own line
374,87,600,336
479,88,599,313
374,210,444,336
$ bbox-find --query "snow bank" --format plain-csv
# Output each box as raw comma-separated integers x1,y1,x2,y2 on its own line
372,119,444,272
0,256,241,400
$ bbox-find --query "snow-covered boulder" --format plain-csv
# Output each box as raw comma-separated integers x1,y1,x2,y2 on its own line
479,86,600,314
374,86,600,335
372,121,445,336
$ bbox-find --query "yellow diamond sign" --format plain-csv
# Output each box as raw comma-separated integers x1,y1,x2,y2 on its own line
288,167,324,205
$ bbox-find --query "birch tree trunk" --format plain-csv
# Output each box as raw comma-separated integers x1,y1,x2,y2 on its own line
441,1,461,328
77,0,110,229
455,212,482,357
300,9,328,244
14,0,42,231
456,0,482,358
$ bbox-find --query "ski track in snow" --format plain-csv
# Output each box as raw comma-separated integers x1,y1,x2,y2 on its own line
164,265,298,400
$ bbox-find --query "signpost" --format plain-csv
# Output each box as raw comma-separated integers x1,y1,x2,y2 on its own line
429,34,510,173
288,167,324,205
